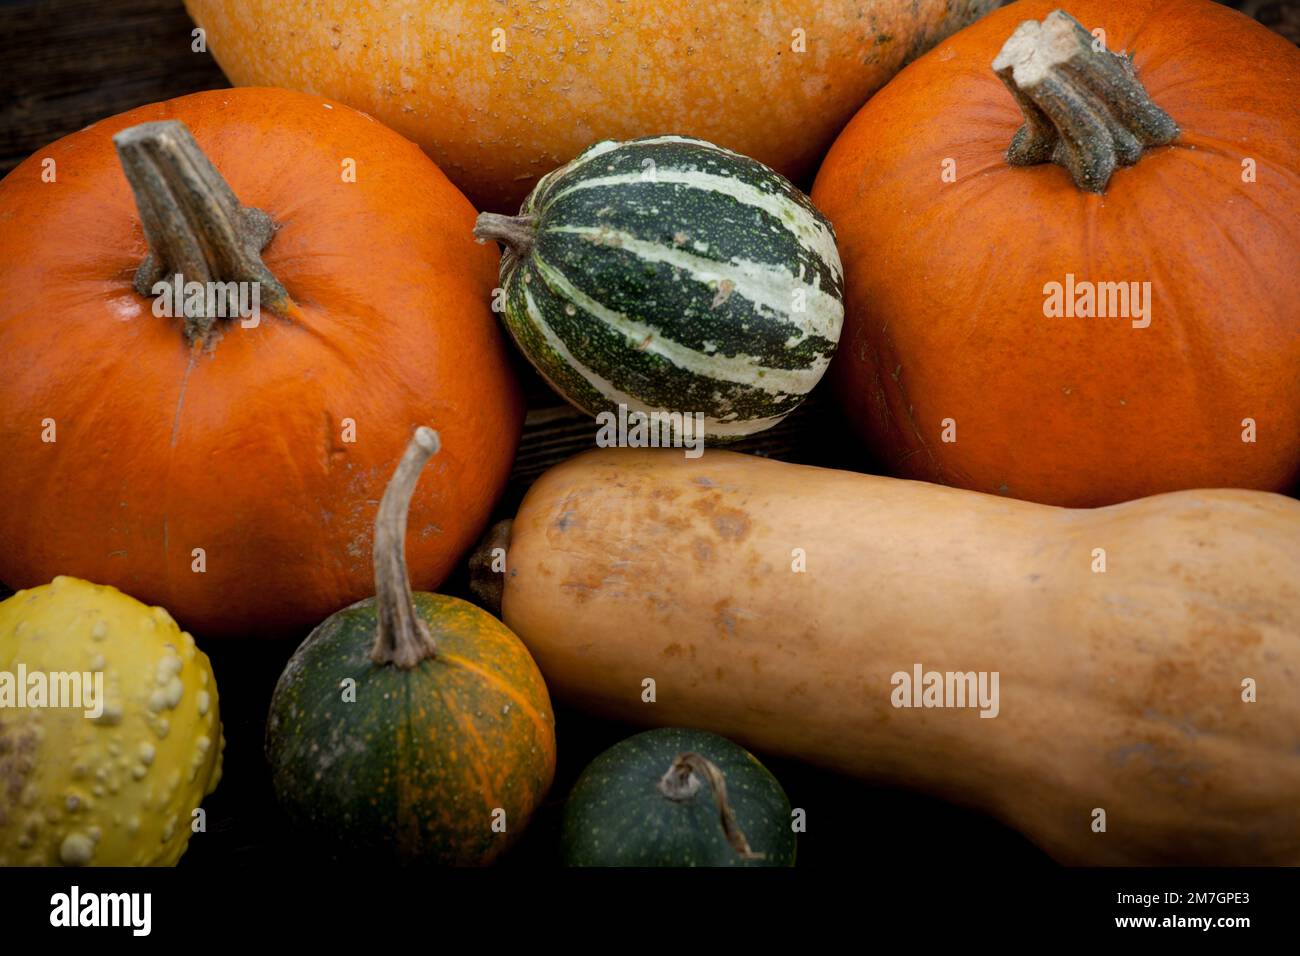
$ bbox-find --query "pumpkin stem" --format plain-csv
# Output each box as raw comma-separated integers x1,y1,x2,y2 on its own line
113,120,294,344
992,9,1178,193
658,752,764,861
473,212,537,259
370,427,441,669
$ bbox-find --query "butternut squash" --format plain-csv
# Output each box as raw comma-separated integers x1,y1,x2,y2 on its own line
478,448,1300,865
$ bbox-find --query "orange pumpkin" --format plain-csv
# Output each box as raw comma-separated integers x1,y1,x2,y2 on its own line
0,88,523,637
183,0,997,211
812,0,1300,507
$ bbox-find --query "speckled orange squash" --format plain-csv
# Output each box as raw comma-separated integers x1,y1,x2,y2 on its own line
0,88,523,637
812,0,1300,506
184,0,997,211
267,429,556,865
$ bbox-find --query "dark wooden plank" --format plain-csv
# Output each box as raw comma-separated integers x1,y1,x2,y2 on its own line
0,0,227,174
1242,0,1300,43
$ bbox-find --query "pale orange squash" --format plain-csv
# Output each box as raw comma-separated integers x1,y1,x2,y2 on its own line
184,0,997,210
478,448,1300,865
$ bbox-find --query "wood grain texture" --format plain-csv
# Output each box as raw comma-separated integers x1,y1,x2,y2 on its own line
0,0,227,174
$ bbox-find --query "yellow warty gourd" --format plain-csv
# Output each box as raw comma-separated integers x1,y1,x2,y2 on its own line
0,576,223,866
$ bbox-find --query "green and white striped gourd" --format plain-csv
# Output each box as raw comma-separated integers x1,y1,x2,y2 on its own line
474,136,844,441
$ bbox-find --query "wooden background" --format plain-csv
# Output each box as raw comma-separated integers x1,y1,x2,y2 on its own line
0,0,1294,869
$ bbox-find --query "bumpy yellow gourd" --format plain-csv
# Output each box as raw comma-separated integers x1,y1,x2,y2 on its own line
0,576,223,866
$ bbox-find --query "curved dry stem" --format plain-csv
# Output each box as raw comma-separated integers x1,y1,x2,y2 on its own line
992,10,1178,192
474,212,537,259
658,751,764,860
370,427,441,669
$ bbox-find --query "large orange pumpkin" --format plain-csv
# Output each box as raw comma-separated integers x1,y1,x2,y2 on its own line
183,0,997,211
812,0,1300,507
0,88,523,637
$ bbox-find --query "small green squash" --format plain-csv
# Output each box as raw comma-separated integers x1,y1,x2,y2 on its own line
562,727,795,867
266,428,556,865
474,136,844,441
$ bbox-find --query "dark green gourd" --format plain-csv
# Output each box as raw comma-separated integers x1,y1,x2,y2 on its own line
562,727,796,867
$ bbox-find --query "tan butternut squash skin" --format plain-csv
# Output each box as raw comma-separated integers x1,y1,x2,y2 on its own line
500,449,1300,865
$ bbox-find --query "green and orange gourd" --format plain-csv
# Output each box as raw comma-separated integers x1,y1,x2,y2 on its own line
266,428,556,865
